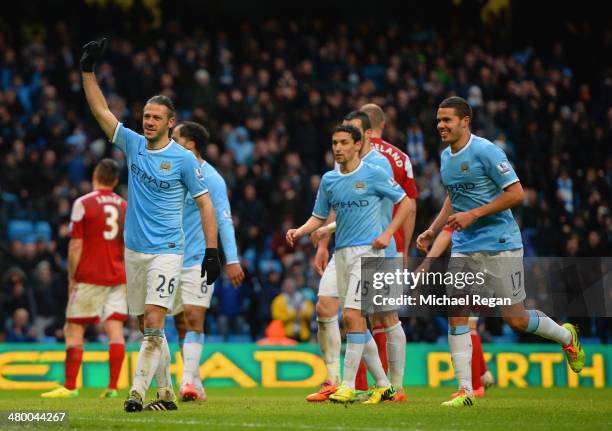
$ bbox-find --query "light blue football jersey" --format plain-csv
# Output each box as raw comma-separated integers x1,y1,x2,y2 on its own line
362,149,398,257
313,161,406,250
112,123,208,254
440,134,522,252
183,161,238,268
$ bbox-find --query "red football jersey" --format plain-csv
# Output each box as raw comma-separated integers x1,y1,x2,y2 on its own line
69,189,127,286
371,137,418,253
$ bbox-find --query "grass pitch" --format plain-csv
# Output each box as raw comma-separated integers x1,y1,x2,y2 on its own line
0,387,610,430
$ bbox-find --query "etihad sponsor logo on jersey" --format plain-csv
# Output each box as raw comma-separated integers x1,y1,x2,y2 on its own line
447,183,475,193
332,200,369,210
159,160,172,174
354,181,366,193
130,163,170,190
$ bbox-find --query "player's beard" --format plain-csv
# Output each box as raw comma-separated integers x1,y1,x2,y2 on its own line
146,129,169,146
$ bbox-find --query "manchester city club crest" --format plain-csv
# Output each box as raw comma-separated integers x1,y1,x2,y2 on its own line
460,162,469,173
354,181,366,193
160,160,172,174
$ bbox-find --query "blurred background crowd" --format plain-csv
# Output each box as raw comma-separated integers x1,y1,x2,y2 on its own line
0,0,610,345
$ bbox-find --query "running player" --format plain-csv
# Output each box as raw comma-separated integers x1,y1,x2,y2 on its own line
41,159,127,399
170,121,245,401
416,96,584,407
287,124,411,404
80,38,221,412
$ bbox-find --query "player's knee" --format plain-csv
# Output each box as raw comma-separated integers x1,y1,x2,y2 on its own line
342,309,364,332
316,297,338,318
143,306,166,329
505,316,528,332
184,310,204,331
375,312,399,328
64,322,83,345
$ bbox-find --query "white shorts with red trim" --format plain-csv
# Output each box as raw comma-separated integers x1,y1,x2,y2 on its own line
66,283,128,324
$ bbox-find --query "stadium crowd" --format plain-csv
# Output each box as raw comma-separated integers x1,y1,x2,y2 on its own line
0,7,610,344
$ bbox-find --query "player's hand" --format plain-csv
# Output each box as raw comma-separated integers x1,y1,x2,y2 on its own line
286,228,302,248
416,229,434,253
310,226,331,247
80,37,109,72
201,248,221,284
225,262,245,288
447,211,477,231
372,232,391,249
313,245,330,276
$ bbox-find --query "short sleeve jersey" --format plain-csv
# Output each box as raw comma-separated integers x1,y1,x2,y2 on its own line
183,161,239,268
313,161,406,250
440,134,522,253
69,190,127,286
112,123,208,254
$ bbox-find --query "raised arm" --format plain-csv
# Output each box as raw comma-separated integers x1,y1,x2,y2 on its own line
80,38,118,140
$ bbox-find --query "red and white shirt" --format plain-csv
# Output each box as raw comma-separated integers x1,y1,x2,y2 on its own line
370,137,418,253
69,189,127,286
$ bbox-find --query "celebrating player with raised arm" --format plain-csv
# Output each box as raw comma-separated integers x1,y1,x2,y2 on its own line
171,121,245,401
42,159,127,399
80,38,221,412
287,124,411,404
416,96,584,407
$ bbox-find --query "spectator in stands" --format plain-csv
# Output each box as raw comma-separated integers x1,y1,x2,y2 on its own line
6,308,37,342
271,277,314,342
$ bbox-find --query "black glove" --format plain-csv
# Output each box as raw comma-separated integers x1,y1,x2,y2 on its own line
80,37,109,72
201,248,221,284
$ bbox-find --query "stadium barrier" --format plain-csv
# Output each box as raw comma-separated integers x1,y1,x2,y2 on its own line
0,343,609,389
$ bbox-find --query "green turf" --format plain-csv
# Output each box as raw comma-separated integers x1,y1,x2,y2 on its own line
0,387,610,430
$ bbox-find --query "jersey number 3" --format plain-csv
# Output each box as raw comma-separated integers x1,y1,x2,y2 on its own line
103,205,119,240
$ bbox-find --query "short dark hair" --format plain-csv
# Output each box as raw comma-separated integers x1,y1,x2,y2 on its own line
332,124,362,143
343,110,372,132
439,96,472,119
175,121,210,156
95,158,119,186
146,94,176,118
